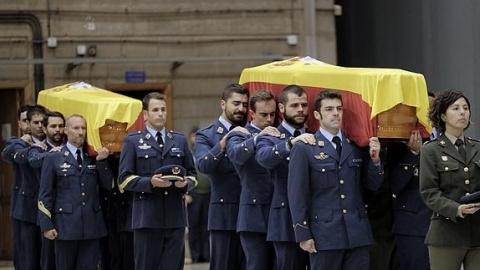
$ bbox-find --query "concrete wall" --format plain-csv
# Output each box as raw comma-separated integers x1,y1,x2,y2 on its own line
0,0,337,134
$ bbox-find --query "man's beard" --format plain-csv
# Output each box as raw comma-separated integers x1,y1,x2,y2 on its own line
283,112,307,129
226,110,246,126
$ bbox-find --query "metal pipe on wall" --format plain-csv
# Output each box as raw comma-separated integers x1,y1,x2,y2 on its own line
0,12,44,99
304,0,317,58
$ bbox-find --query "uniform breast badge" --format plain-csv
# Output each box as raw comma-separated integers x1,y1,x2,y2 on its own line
317,141,325,147
139,144,151,150
314,152,329,160
60,162,71,172
217,127,224,134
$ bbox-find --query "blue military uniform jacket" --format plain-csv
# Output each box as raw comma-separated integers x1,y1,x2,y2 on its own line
195,120,241,231
391,146,431,236
118,129,196,230
1,137,28,217
38,146,113,240
226,123,273,233
287,131,384,250
13,142,53,224
255,124,297,242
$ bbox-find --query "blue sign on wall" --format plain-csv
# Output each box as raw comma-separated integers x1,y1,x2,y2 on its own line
125,71,146,83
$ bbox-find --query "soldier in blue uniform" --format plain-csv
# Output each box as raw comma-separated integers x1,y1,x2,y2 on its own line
226,90,280,270
38,114,113,270
1,105,30,270
287,90,384,270
194,83,248,270
255,85,313,270
11,105,47,270
389,131,431,270
17,111,65,270
118,92,197,270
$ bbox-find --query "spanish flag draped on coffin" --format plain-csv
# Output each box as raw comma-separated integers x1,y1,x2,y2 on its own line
239,57,432,147
37,82,144,153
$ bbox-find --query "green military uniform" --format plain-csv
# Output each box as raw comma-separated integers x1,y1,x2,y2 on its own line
419,133,480,270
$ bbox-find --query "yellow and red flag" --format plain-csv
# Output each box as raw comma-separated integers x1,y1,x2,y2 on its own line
37,82,144,153
239,57,431,146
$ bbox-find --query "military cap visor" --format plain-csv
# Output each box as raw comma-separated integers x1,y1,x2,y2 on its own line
154,165,187,182
460,191,480,204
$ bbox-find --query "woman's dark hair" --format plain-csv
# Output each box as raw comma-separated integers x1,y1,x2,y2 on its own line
429,89,471,134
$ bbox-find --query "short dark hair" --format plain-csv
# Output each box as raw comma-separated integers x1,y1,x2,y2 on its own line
221,83,248,101
279,85,306,104
142,92,165,110
27,105,47,121
17,105,29,119
314,90,342,112
43,111,65,127
249,90,276,112
429,89,471,133
428,91,435,98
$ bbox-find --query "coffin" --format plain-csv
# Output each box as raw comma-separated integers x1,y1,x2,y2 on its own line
37,82,144,153
239,57,432,146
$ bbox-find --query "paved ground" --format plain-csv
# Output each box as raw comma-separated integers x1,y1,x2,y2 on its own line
0,261,209,270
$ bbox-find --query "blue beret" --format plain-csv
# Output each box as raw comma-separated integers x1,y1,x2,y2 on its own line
154,165,186,181
460,191,480,204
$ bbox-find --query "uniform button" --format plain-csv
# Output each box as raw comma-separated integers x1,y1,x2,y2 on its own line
286,157,290,161
220,199,224,203
141,192,145,194
59,208,63,211
113,192,117,195
21,191,25,194
342,209,347,214
402,205,406,208
321,169,326,172
465,180,470,185
275,151,279,155
205,156,208,160
339,180,344,184
104,197,108,200
464,167,469,172
145,155,149,158
139,196,143,199
466,192,470,196
392,194,397,199
164,191,169,195
404,166,408,170
177,154,181,157
214,157,218,160
281,202,285,206
244,148,248,151
64,174,67,177
253,199,256,203
82,202,86,206
81,183,85,186
241,143,244,147
81,192,85,196
340,194,345,199
445,167,449,171
303,221,307,225
338,166,342,169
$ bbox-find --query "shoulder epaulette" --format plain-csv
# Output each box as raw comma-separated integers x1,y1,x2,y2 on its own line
423,138,437,145
467,137,480,143
127,130,143,137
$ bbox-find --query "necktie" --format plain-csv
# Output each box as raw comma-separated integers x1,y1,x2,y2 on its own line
293,129,301,137
455,139,466,161
156,132,164,148
332,136,342,157
76,149,82,168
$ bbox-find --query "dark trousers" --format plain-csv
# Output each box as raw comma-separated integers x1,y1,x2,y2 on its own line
134,228,185,270
395,235,429,270
273,241,309,270
428,245,480,270
55,239,100,270
11,218,21,269
19,220,41,270
100,220,134,270
41,237,56,270
310,246,370,270
209,230,245,270
187,192,210,262
240,231,275,270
